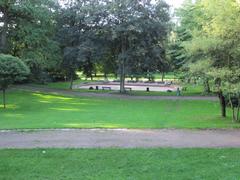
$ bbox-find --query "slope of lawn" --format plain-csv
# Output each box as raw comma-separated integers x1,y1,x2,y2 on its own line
0,90,238,129
1,148,240,179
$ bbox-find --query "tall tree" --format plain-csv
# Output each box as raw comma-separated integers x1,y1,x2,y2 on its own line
107,0,170,92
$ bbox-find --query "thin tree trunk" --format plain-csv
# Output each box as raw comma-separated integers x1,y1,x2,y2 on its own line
2,89,6,109
236,98,240,122
120,35,126,93
136,77,139,82
218,90,226,118
232,108,236,122
120,61,125,93
228,94,236,122
161,71,165,82
237,104,240,122
104,72,107,80
204,79,211,94
69,72,73,90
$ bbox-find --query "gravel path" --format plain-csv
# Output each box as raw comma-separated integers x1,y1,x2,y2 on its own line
13,85,218,101
1,129,240,148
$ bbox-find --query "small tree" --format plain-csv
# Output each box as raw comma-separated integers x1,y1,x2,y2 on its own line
0,54,30,108
188,59,212,94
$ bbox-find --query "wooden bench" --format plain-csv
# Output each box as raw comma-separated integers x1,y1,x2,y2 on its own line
125,87,132,91
102,86,111,90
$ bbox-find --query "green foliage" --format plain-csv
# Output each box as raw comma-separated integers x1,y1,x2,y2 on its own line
0,0,61,72
175,0,240,119
56,0,171,91
0,54,29,89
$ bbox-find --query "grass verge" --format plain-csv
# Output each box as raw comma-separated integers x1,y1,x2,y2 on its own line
1,148,240,179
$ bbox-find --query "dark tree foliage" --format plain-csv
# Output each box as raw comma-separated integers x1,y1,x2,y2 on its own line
56,0,170,92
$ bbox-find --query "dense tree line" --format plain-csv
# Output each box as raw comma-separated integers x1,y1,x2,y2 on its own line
57,0,171,91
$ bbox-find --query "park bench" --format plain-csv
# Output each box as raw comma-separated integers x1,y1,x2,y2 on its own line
165,82,172,85
125,87,132,91
102,86,111,90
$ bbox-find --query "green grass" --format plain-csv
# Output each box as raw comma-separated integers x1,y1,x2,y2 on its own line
32,79,93,90
1,148,240,179
154,72,178,80
0,90,238,129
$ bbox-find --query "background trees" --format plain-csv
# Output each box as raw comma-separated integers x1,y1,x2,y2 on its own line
56,0,170,91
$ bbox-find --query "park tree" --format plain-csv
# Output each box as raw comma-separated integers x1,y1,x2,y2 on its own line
57,0,108,88
0,54,29,108
107,0,170,92
176,0,240,118
187,59,212,93
56,0,170,92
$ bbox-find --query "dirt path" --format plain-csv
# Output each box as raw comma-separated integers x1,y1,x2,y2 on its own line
1,129,240,148
13,85,218,101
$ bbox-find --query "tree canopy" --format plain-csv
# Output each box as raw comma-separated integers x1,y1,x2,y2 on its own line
173,0,240,120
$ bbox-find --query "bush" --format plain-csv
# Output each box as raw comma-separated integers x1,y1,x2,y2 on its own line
0,54,29,108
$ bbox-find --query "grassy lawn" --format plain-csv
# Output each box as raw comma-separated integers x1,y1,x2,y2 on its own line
0,90,238,129
1,148,240,179
31,79,93,90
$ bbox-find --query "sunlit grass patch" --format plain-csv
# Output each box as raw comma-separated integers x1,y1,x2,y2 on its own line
0,90,239,129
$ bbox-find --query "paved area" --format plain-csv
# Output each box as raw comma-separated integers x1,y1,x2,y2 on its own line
1,129,240,149
14,85,218,101
74,82,179,92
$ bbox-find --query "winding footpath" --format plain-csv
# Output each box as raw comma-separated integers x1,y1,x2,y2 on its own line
1,129,240,148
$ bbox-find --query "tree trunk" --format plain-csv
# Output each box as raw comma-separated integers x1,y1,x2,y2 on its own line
237,104,240,122
120,35,126,93
204,79,211,94
228,94,236,122
104,72,107,80
120,61,125,93
0,11,8,53
161,71,165,82
69,72,73,90
218,90,226,118
2,89,6,109
136,77,139,82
